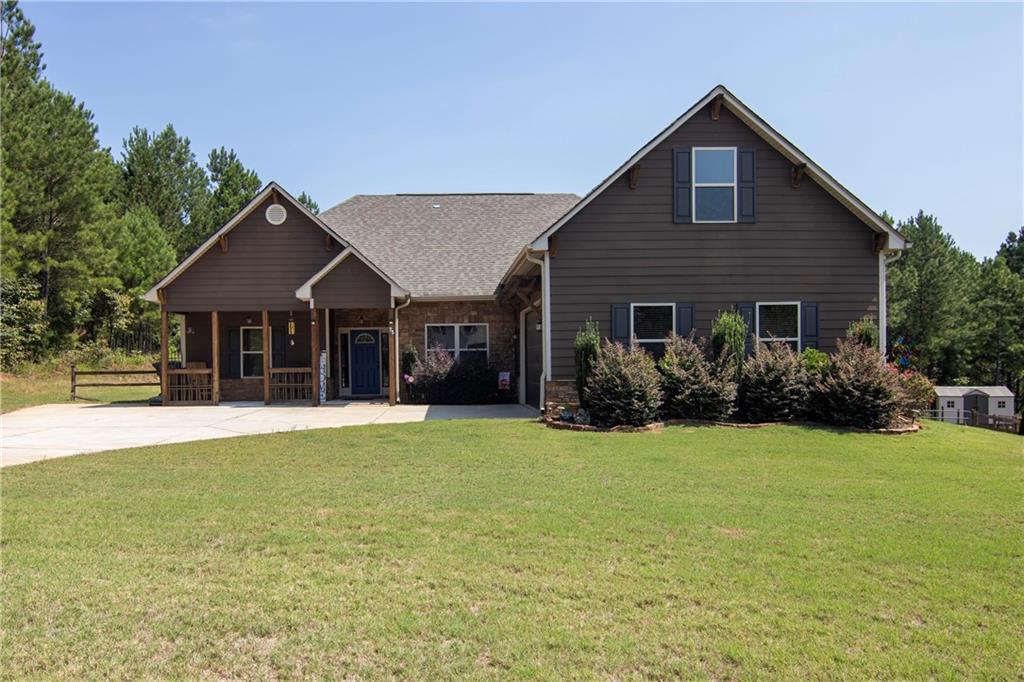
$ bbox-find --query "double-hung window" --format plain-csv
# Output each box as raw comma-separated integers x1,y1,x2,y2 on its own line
693,147,737,223
240,327,264,378
426,323,489,365
756,302,800,351
631,303,674,357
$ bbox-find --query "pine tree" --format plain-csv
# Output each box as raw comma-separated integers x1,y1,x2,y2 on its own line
120,124,209,257
200,146,261,238
297,191,320,215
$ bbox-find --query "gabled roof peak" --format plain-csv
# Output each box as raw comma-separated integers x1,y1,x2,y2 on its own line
530,84,906,252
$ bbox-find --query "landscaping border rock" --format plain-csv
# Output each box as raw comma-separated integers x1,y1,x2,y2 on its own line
541,417,922,435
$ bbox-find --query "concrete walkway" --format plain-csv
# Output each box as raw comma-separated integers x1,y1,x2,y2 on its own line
1,402,538,467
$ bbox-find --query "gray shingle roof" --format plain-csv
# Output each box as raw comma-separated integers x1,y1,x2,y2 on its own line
933,386,1015,398
319,193,580,298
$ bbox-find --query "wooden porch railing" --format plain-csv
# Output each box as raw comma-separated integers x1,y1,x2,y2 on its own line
167,368,214,405
270,367,312,402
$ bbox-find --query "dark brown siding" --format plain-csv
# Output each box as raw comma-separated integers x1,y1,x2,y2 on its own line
549,104,880,378
164,196,340,312
311,255,391,309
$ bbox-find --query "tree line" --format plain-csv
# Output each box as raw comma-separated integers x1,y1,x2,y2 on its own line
0,1,317,367
2,1,1022,402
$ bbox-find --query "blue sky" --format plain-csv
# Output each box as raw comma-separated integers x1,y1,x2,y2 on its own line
27,2,1023,257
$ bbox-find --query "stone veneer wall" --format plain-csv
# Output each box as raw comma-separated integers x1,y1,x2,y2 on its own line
544,379,580,414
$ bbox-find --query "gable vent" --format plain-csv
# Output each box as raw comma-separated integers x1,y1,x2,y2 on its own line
265,203,287,225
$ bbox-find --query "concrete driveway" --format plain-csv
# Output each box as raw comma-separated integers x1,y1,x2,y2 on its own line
1,402,538,467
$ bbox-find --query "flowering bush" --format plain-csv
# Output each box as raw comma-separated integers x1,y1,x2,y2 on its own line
657,334,736,421
737,342,808,423
813,339,901,429
895,368,934,420
584,341,662,427
409,346,510,404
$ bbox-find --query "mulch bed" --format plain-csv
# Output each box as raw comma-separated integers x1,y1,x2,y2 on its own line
541,416,922,435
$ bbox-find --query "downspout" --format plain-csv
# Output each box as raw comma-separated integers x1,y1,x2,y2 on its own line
394,295,412,402
525,251,547,411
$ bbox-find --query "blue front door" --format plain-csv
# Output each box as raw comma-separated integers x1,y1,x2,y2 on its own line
350,330,381,395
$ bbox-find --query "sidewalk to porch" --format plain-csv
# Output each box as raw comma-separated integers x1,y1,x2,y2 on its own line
1,402,538,467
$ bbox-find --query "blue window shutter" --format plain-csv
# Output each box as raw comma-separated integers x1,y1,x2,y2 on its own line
272,328,285,368
736,303,755,356
227,328,241,378
611,304,630,345
676,303,694,338
738,149,756,223
673,148,692,224
801,303,819,350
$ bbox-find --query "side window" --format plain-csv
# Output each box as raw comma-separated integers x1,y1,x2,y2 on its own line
426,324,489,364
240,327,264,378
756,303,800,351
631,304,674,357
946,400,955,409
693,148,736,222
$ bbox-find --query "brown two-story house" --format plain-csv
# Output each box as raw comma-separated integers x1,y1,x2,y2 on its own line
144,85,906,408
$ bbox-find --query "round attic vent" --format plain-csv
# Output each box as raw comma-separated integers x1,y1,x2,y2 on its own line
265,203,287,225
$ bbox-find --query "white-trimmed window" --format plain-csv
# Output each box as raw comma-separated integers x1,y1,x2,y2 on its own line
946,400,955,409
240,326,264,378
693,147,737,223
631,303,675,356
756,302,800,350
997,400,1007,409
425,323,488,365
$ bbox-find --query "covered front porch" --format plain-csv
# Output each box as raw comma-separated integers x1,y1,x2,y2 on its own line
160,306,398,407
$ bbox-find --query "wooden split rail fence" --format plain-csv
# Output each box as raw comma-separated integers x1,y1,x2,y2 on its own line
70,365,161,401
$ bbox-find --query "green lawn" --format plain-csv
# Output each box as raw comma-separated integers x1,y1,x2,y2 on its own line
1,371,156,413
2,420,1021,678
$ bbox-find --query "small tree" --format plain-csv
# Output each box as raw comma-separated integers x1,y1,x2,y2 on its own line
711,310,748,382
657,334,736,421
574,318,600,407
846,316,880,349
737,343,808,423
585,341,662,427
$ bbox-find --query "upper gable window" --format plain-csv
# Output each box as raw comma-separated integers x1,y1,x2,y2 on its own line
693,148,736,223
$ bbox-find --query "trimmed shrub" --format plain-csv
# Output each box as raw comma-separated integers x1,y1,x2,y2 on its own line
408,346,509,404
401,344,419,379
711,310,748,382
800,347,830,376
846,316,880,349
657,334,736,421
584,341,662,428
895,368,934,420
574,318,600,408
814,339,901,429
737,343,808,422
800,347,832,422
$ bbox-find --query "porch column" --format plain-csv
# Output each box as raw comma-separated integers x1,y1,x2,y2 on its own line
262,310,271,404
160,308,169,406
310,306,320,406
388,308,397,406
211,311,220,405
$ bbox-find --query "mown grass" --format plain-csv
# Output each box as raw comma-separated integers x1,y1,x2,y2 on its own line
2,420,1021,678
1,369,156,413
